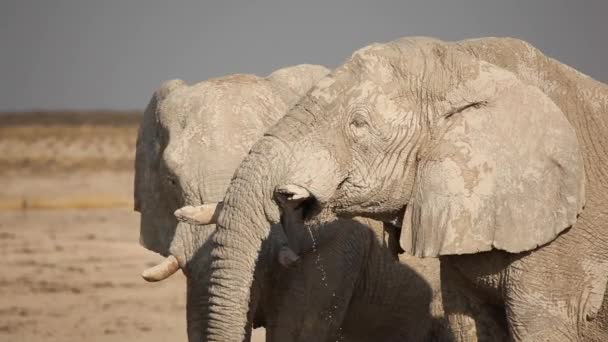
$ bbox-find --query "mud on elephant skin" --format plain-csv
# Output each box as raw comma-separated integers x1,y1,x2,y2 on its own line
211,37,608,341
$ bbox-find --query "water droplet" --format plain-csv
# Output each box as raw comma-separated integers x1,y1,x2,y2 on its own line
306,225,344,341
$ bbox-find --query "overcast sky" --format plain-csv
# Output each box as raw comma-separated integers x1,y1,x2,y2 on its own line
1,0,607,110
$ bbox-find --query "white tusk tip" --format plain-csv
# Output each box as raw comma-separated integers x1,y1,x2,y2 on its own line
141,255,180,282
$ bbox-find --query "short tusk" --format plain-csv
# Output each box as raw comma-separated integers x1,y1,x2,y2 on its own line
277,246,300,268
141,255,180,282
174,202,223,225
275,184,311,203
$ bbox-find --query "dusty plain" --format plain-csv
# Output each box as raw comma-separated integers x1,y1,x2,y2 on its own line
0,112,264,342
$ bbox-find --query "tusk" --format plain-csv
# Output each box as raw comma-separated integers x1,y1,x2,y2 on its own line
174,202,223,225
275,184,311,203
141,255,180,282
277,246,300,268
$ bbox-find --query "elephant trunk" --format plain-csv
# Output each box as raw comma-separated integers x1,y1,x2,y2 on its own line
204,105,337,341
204,138,284,341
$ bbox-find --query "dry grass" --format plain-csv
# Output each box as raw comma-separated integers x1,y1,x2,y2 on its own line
0,111,183,342
0,110,142,126
0,196,133,211
0,111,141,175
0,111,141,211
0,111,266,341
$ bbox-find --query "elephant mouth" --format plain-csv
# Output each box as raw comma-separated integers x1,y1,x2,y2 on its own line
298,197,323,222
276,175,372,224
275,184,333,224
332,177,406,223
288,193,325,222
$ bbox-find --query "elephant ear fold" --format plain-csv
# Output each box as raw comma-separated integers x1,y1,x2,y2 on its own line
400,68,585,257
135,79,186,254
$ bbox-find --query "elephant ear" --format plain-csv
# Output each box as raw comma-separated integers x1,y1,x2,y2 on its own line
135,79,186,254
400,63,585,257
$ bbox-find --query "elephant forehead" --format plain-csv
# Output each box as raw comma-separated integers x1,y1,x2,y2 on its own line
348,80,383,100
172,85,285,146
163,124,202,169
311,79,387,113
159,82,290,185
373,91,419,126
309,56,381,105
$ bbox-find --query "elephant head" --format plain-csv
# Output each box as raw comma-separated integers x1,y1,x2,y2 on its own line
207,37,586,340
133,64,329,341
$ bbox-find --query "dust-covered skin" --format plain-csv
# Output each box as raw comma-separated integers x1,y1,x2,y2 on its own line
134,64,330,341
446,38,608,342
135,64,330,260
135,64,445,341
210,37,608,341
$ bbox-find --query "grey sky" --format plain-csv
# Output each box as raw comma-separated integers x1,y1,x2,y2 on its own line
1,0,607,110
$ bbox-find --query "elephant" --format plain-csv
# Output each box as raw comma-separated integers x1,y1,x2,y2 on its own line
204,37,608,341
134,64,330,340
134,64,444,341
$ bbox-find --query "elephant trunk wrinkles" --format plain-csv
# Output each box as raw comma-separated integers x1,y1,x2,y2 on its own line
204,106,321,341
204,139,287,341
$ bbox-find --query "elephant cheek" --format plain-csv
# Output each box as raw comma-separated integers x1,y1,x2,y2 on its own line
283,141,344,205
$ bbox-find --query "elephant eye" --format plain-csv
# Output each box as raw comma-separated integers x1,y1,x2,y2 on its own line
350,113,370,129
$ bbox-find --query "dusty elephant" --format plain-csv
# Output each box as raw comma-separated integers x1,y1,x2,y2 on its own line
205,37,608,341
134,64,330,340
134,65,443,341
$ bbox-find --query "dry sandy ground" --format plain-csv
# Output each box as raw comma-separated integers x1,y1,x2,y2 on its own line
0,207,186,342
3,112,605,341
0,173,265,342
0,111,139,174
0,113,264,341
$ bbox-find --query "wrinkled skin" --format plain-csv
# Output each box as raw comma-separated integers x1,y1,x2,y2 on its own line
134,64,330,340
134,65,443,341
210,37,608,341
259,216,441,342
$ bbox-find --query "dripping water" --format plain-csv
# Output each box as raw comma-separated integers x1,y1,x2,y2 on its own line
306,224,328,286
306,224,343,341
